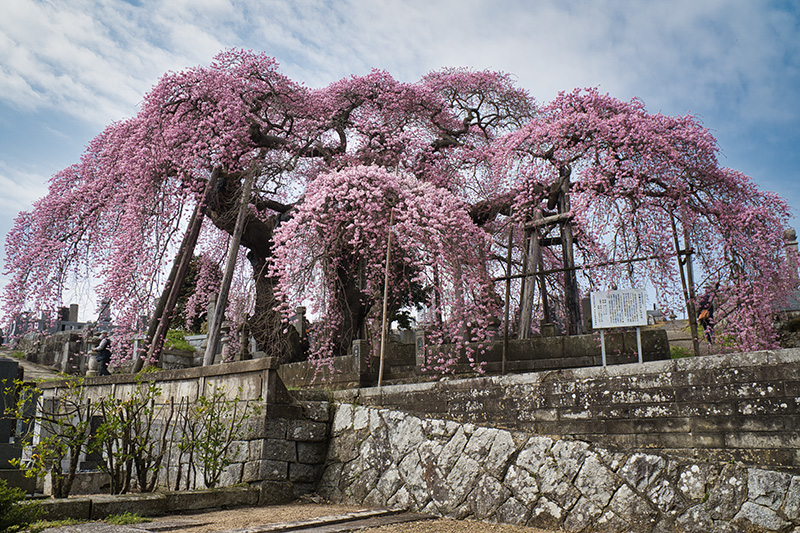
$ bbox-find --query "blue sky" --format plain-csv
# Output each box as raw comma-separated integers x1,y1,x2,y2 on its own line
1,0,799,318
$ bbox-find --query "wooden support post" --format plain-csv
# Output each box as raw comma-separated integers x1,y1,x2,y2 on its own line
519,210,544,339
523,212,573,229
559,171,581,335
502,220,513,375
494,254,670,282
203,169,255,366
518,230,535,339
378,208,394,390
671,215,700,357
538,245,551,324
683,224,701,357
134,167,220,372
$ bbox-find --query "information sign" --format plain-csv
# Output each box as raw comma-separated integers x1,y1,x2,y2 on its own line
590,289,648,329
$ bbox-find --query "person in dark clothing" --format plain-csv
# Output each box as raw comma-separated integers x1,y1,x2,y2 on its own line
697,292,715,343
96,331,111,375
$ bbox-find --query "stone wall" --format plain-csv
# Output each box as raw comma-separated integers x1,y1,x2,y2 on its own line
35,358,329,500
328,349,800,470
319,403,800,533
279,329,669,390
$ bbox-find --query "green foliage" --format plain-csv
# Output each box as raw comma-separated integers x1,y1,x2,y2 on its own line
89,378,173,494
670,345,693,359
0,478,42,533
104,512,149,525
27,518,84,533
8,351,24,360
164,329,196,352
10,379,94,499
391,309,416,330
177,386,262,489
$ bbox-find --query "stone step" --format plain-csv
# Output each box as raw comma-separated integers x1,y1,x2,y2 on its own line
210,509,432,533
144,518,212,531
276,513,433,532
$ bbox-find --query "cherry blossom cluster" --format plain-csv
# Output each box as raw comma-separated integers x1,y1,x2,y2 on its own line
495,89,796,350
270,165,499,369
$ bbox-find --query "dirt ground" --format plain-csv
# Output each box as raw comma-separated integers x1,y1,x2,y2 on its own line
141,503,559,533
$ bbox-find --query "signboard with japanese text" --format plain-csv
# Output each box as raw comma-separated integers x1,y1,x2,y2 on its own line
590,289,648,329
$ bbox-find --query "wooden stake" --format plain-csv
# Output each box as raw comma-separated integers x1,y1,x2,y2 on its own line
559,173,581,335
378,208,394,390
203,169,255,366
134,167,220,372
671,215,700,357
518,212,541,339
502,218,513,375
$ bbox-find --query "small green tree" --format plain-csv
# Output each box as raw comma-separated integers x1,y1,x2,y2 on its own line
131,386,174,492
179,385,261,488
173,395,201,491
9,379,95,499
164,329,196,352
92,396,134,494
90,378,172,493
0,478,42,533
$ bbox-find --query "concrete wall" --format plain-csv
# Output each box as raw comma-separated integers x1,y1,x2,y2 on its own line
319,403,800,533
327,348,800,471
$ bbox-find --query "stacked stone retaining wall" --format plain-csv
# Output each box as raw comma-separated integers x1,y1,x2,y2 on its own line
328,349,800,470
319,403,800,533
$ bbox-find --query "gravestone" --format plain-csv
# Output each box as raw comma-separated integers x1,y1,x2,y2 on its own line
352,339,371,374
294,306,307,337
79,416,104,470
785,227,798,251
0,359,20,468
15,387,37,444
414,330,426,368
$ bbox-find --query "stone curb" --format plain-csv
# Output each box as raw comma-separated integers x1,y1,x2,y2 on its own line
214,508,416,533
38,486,260,521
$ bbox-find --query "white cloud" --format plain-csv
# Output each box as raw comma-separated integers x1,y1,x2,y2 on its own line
1,0,797,128
0,165,48,294
0,165,49,215
0,0,228,125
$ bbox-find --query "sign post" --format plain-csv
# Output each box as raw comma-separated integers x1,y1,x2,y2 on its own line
590,288,648,366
